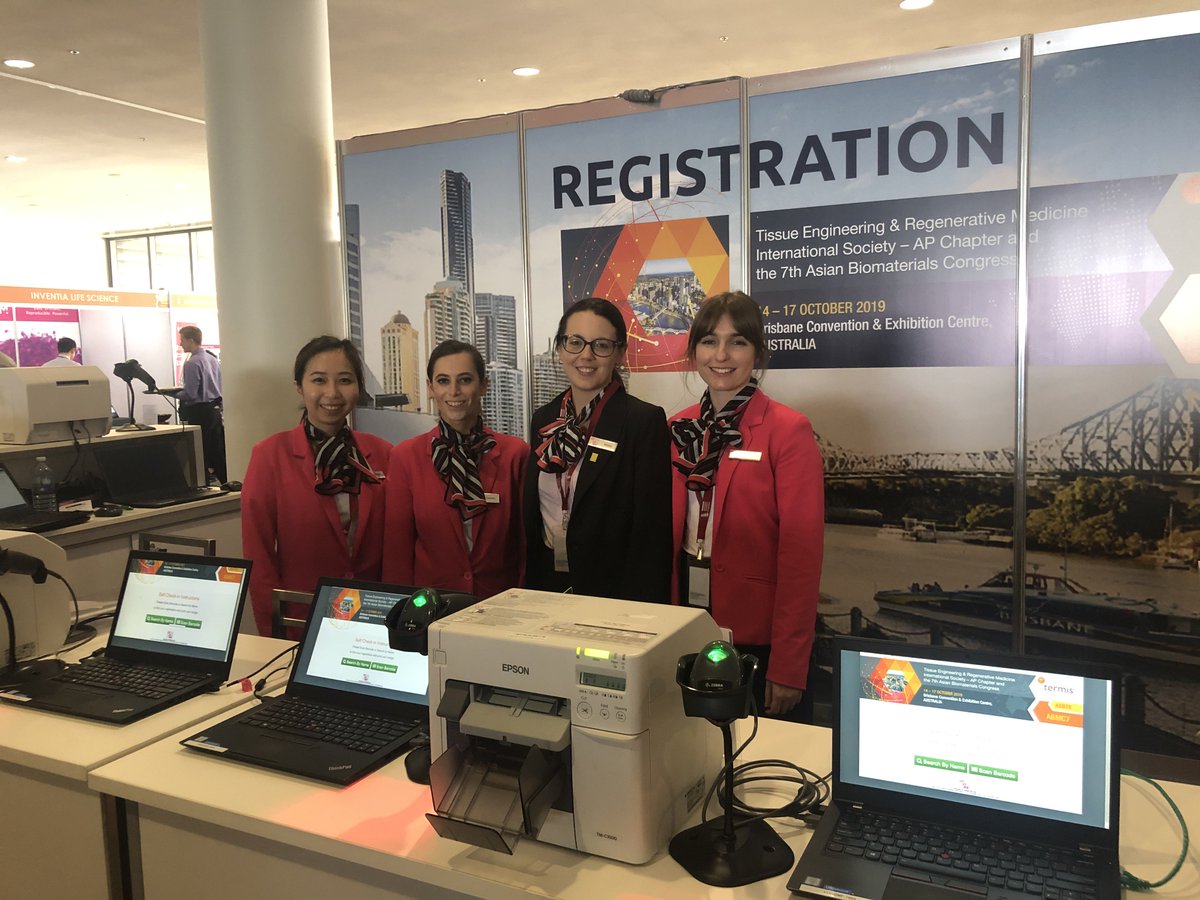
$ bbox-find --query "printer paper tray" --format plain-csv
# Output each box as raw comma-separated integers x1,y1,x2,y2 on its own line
427,741,564,853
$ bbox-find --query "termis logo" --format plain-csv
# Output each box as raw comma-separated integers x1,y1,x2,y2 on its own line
502,663,530,675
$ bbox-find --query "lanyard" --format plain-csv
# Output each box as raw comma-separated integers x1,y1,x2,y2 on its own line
695,489,713,561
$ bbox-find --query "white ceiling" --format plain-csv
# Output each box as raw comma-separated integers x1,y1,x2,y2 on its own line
2,0,1198,241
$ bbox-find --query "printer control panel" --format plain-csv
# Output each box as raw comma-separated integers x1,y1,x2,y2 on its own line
574,646,636,732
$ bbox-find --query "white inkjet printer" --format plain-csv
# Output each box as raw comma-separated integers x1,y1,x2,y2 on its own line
425,589,721,864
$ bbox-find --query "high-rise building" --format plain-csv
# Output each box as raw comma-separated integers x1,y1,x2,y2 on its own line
532,338,569,409
424,279,474,350
474,292,518,368
440,170,474,298
344,204,364,355
380,311,421,411
482,362,526,438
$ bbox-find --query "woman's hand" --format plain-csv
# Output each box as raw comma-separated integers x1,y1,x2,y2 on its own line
764,681,804,716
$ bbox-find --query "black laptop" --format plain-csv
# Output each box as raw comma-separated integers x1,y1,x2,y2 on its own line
787,636,1121,900
181,579,428,786
92,440,223,508
0,462,90,532
0,550,251,723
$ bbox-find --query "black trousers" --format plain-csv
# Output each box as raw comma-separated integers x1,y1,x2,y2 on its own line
180,400,227,484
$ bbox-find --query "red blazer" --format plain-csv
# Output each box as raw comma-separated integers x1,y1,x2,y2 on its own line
383,426,529,599
241,424,391,635
670,389,825,689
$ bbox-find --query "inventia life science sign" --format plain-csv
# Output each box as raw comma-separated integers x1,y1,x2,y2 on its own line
0,285,164,308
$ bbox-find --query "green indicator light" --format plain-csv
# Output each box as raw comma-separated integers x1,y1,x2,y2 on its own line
413,594,427,608
706,646,729,663
583,648,610,660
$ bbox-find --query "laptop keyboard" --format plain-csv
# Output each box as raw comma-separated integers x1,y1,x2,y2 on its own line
243,697,417,753
827,809,1100,899
57,658,209,699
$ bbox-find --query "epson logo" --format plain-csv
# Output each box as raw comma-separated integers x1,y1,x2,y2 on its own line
502,663,530,675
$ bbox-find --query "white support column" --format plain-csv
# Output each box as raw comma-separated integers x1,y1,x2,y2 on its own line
199,0,344,479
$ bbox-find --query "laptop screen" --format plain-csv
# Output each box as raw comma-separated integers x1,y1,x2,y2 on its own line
94,441,190,498
291,581,429,705
109,554,249,663
0,465,28,514
837,645,1115,830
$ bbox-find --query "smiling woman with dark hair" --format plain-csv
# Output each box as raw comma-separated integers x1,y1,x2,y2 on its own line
241,335,391,635
523,297,672,602
384,339,529,597
670,292,824,720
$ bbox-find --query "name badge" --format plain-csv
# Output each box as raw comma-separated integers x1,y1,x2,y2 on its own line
686,557,711,609
729,450,762,461
484,492,500,504
587,436,618,452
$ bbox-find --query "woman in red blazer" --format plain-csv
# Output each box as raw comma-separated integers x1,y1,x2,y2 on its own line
670,292,824,719
241,336,391,635
384,340,528,598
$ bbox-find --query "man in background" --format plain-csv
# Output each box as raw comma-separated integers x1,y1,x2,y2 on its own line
178,325,227,484
42,337,81,366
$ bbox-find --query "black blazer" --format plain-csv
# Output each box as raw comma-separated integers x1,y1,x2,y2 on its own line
523,385,672,603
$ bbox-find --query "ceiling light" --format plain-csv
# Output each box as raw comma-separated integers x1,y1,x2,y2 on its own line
68,49,81,55
718,36,729,43
899,0,934,9
512,66,540,77
3,59,35,69
477,77,487,83
5,155,28,163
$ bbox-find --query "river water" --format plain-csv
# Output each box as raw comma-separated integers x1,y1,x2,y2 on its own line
817,524,1200,749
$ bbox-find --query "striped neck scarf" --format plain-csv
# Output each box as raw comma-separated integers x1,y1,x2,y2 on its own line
430,418,496,520
303,416,383,495
670,379,758,493
534,379,620,473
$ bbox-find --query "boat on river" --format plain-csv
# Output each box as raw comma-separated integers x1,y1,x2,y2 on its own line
873,569,1200,668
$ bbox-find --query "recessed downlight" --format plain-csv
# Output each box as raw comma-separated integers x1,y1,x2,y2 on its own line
5,155,28,163
899,0,934,9
3,59,35,69
512,66,540,77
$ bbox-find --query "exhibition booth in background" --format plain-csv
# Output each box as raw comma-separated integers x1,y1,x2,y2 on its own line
0,285,222,424
339,12,1200,767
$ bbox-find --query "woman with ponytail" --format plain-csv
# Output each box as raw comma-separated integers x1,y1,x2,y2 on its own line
671,292,824,718
384,340,528,597
241,336,390,635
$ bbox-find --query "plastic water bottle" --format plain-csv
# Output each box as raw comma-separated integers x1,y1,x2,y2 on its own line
31,456,57,512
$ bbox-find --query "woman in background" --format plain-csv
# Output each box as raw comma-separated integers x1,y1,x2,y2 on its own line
241,335,390,635
523,296,672,602
670,292,824,718
384,340,528,597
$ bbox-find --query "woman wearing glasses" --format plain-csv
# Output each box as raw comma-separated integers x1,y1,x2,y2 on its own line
384,340,528,598
523,297,672,602
670,292,824,718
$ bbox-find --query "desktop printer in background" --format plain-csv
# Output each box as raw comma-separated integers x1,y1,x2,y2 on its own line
0,365,112,444
425,589,721,864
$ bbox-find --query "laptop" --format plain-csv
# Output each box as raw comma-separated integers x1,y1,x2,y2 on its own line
181,578,428,786
0,550,251,724
787,636,1121,900
0,462,90,532
92,440,223,508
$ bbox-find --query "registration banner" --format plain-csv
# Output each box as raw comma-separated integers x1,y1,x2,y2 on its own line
523,87,741,408
747,60,1021,370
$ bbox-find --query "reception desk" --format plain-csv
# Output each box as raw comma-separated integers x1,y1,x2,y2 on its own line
0,632,293,900
84,718,1199,900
